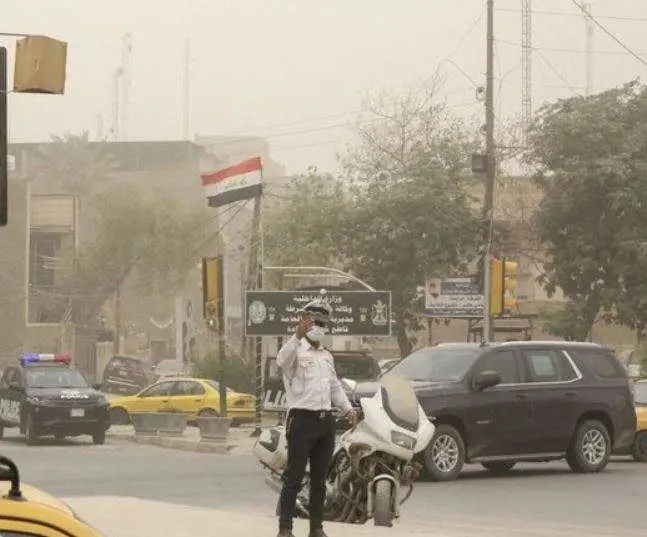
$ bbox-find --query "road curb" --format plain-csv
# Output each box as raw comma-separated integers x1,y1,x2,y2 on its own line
107,433,234,454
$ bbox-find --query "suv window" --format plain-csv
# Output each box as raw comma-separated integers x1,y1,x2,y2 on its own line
570,348,625,378
473,350,521,384
521,349,578,382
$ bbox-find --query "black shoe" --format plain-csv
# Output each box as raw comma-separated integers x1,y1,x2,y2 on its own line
277,530,295,537
309,529,328,537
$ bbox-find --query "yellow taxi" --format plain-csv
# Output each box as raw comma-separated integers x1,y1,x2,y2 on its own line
108,377,255,426
0,455,103,536
632,380,647,461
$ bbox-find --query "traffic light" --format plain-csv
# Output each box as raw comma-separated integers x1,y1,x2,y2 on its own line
503,259,518,312
202,256,223,330
489,257,504,316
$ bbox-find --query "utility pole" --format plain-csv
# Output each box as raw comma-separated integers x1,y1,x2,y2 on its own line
482,0,496,343
114,284,122,354
0,47,7,228
182,39,191,140
583,3,594,96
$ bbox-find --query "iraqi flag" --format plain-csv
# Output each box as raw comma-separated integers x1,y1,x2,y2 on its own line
201,157,263,208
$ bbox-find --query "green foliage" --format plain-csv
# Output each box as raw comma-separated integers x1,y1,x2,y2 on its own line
265,84,481,357
541,301,593,341
36,131,117,196
339,159,480,356
527,80,647,338
192,347,255,394
264,169,348,268
75,185,210,303
38,132,211,325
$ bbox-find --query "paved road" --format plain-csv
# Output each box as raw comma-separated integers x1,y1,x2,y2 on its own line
1,432,645,535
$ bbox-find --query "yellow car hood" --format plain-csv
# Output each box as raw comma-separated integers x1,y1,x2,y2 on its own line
0,482,74,515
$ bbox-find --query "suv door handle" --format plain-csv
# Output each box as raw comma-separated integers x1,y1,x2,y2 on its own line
514,394,527,401
564,392,579,399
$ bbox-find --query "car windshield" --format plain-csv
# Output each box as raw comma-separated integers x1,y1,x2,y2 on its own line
382,346,482,382
206,380,234,393
26,368,89,389
635,383,647,404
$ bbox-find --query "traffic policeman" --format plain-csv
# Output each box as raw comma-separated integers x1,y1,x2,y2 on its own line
276,299,358,537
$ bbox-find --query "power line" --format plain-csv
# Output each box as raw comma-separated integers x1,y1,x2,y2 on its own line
535,50,582,95
496,6,647,23
569,0,647,68
496,38,647,58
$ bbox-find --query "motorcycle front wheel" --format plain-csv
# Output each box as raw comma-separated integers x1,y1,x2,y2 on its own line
373,480,394,527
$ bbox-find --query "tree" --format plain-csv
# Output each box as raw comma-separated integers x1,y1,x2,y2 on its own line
35,132,211,331
35,131,116,197
263,169,349,270
542,300,594,342
339,160,480,357
72,185,210,330
527,81,647,339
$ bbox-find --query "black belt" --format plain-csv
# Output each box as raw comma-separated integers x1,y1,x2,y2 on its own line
290,408,332,419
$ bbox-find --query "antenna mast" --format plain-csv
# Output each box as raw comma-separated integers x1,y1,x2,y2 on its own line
521,0,532,146
119,33,133,140
182,39,191,140
583,3,594,96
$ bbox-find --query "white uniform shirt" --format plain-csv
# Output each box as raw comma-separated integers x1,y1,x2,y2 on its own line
276,335,353,413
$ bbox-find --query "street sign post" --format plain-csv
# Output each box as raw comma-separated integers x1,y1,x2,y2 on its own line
244,290,392,337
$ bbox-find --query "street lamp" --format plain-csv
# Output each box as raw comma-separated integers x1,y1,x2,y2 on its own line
1,33,68,227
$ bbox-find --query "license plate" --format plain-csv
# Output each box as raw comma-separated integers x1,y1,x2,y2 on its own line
71,408,84,418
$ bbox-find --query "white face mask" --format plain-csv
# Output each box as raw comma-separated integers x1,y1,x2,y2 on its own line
306,326,326,342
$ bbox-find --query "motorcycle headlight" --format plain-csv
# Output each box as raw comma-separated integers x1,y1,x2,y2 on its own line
391,430,416,450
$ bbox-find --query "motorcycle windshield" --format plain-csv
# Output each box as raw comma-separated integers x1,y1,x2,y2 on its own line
380,376,419,432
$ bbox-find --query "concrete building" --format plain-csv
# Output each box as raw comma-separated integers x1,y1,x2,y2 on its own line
0,138,287,374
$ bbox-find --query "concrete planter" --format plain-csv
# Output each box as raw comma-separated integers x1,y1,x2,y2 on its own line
197,417,232,443
158,412,189,437
131,412,164,436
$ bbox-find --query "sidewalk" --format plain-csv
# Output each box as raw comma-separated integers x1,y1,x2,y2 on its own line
106,419,278,455
64,496,644,537
65,496,417,537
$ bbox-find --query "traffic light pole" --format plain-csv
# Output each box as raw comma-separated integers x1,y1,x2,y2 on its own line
1,47,7,227
482,0,496,342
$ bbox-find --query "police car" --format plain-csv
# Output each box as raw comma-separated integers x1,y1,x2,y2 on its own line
0,353,110,445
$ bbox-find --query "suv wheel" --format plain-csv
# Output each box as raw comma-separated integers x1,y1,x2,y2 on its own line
566,419,611,473
423,424,465,482
24,414,39,446
482,461,516,473
632,431,647,462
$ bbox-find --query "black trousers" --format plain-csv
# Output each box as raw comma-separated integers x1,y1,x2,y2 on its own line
278,409,335,531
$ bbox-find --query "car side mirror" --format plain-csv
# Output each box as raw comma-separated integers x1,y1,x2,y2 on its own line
9,381,24,392
92,382,103,391
473,370,501,391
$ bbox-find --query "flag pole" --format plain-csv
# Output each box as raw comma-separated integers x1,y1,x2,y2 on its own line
250,161,264,437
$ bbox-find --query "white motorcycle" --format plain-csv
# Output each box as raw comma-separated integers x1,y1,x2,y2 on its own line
253,375,435,527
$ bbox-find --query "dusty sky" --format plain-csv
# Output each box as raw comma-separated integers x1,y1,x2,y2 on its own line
4,0,647,174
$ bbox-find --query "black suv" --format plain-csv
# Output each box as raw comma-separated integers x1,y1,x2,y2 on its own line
0,353,110,445
354,341,636,481
101,355,156,395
